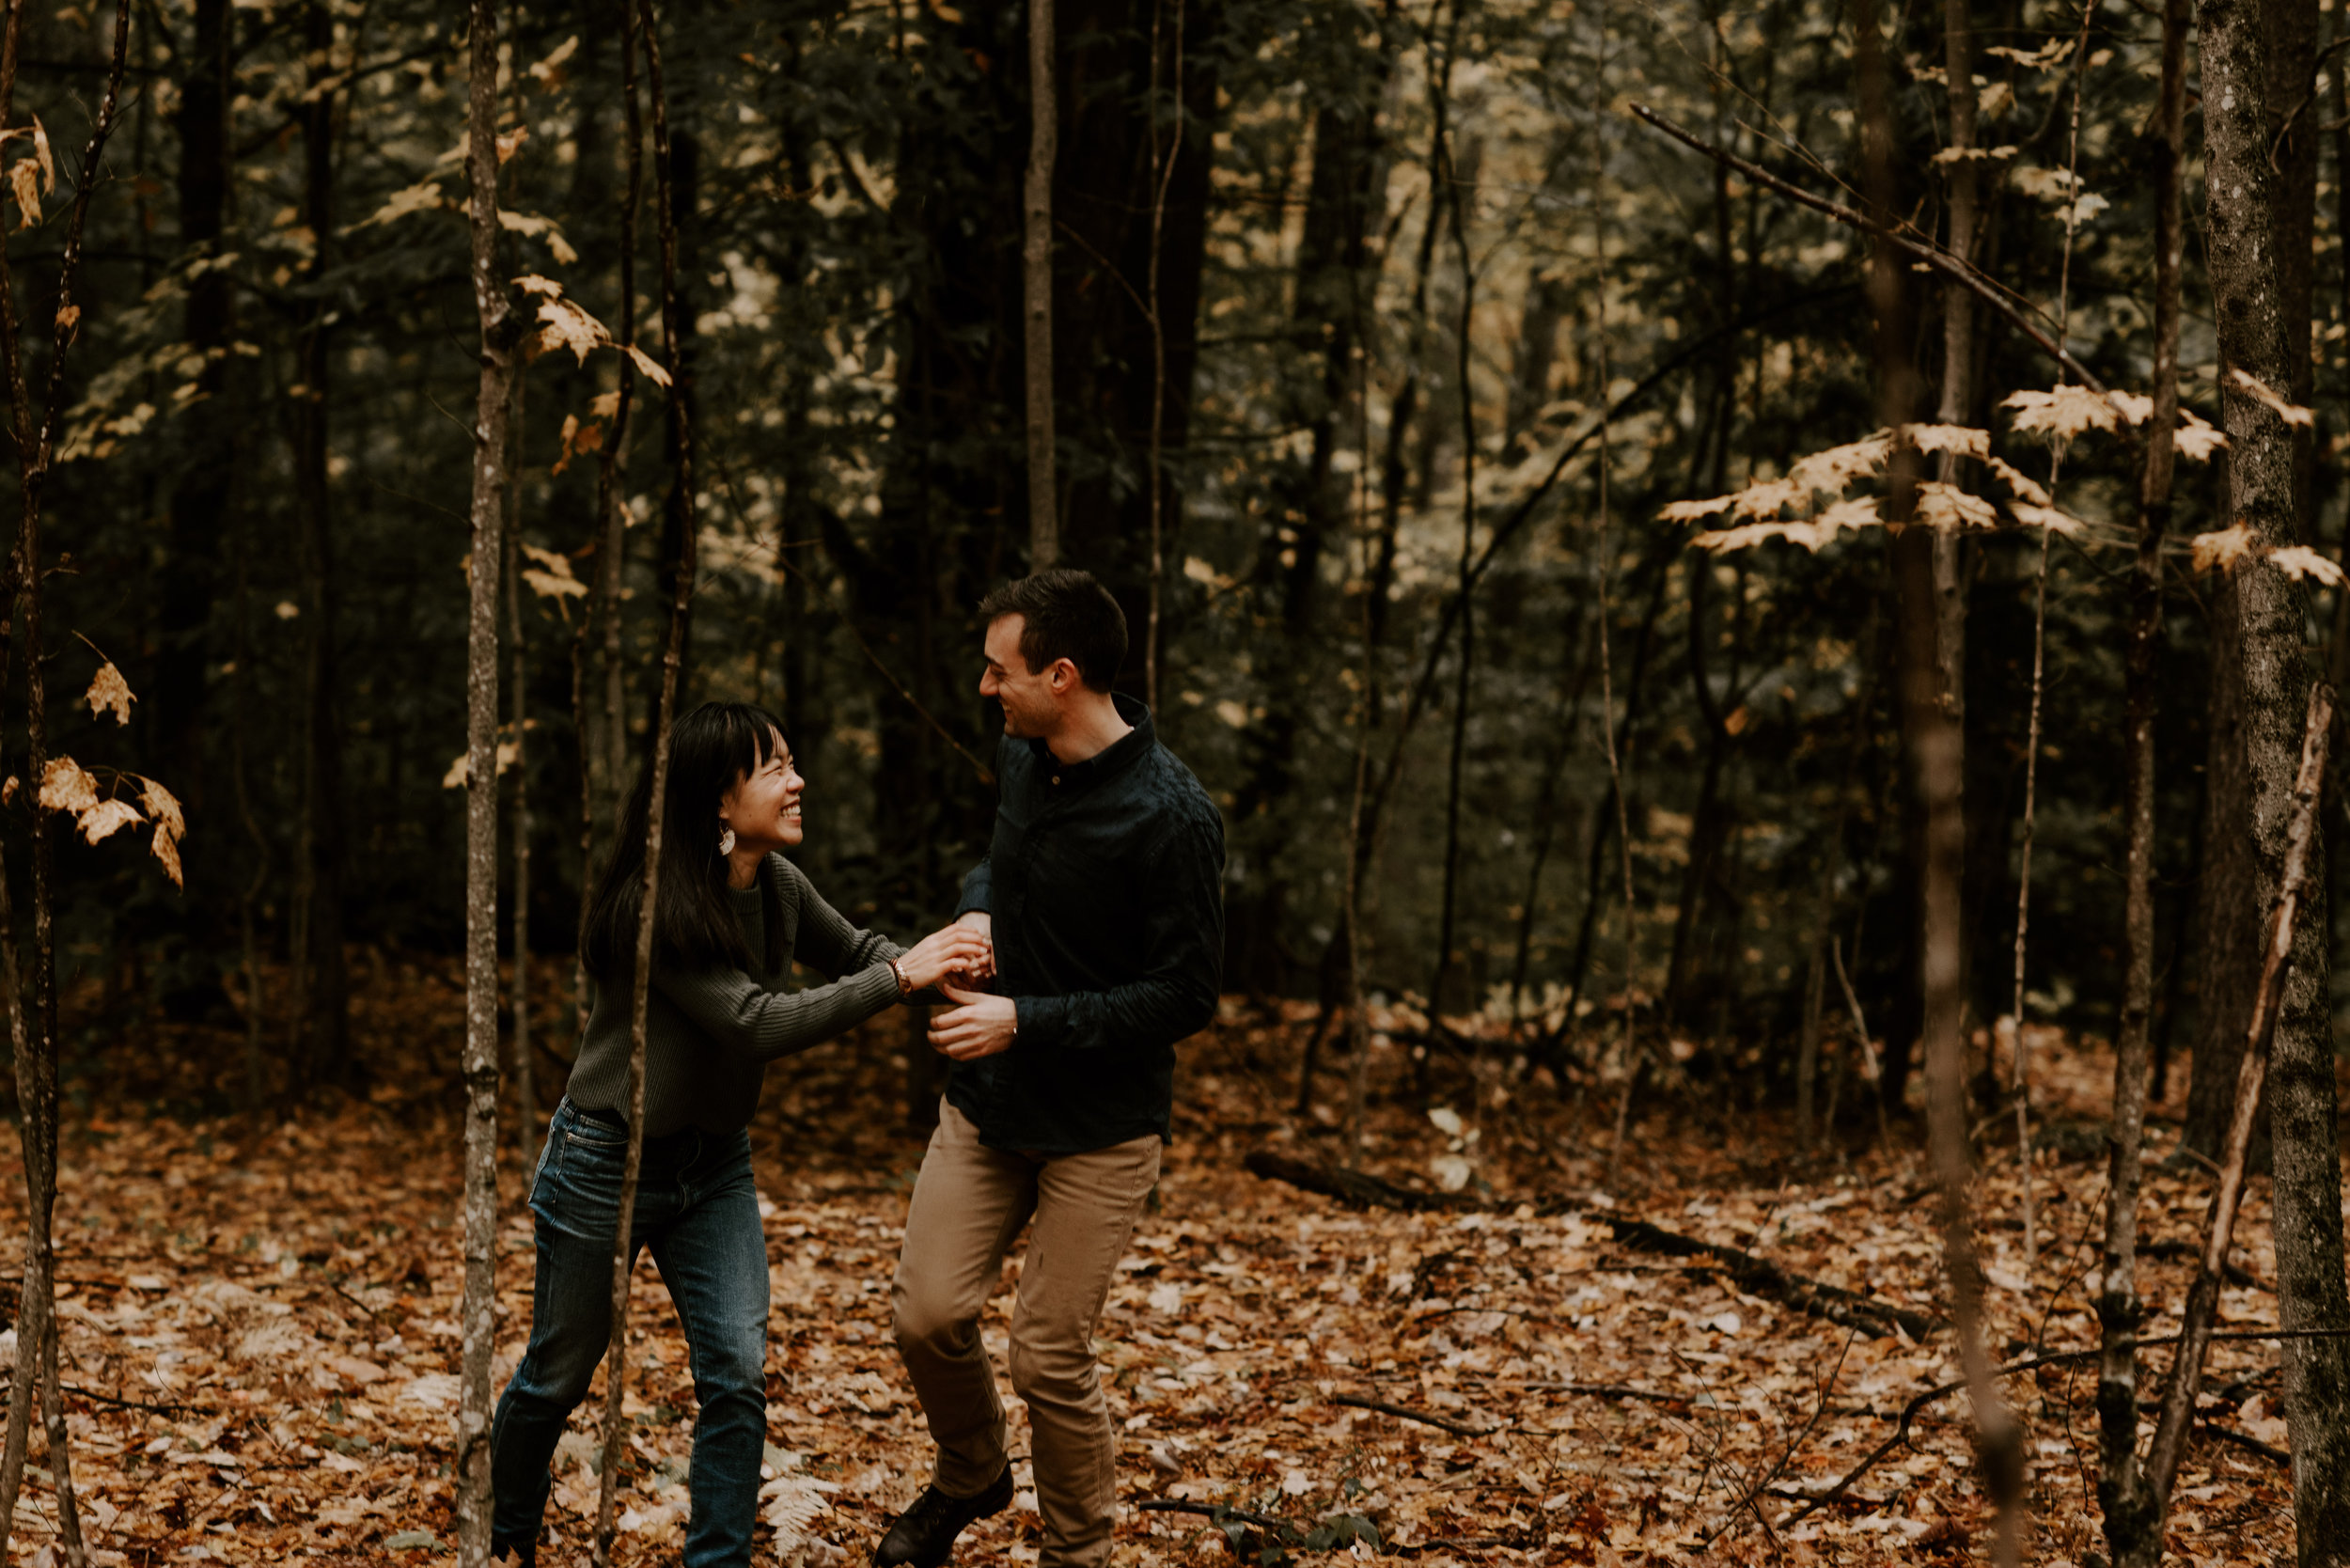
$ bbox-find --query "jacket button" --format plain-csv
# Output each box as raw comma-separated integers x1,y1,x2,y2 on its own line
1051,776,1060,785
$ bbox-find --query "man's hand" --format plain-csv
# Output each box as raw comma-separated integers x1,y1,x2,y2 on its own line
955,910,994,940
929,983,1017,1061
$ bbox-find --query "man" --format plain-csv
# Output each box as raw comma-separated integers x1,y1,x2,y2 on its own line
878,569,1225,1568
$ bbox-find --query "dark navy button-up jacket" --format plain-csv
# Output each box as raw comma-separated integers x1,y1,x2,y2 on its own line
948,694,1226,1154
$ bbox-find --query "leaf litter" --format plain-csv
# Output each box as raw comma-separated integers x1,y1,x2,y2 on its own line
0,968,2304,1565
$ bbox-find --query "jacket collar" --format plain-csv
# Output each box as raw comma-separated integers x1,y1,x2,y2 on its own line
1026,692,1154,786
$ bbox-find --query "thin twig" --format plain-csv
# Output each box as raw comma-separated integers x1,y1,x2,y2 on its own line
1627,102,2115,399
1828,936,1891,1154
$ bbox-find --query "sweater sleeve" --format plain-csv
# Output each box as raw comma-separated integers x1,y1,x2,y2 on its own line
651,959,901,1065
775,856,904,978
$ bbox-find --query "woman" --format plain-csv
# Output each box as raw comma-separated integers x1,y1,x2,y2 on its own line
491,701,991,1568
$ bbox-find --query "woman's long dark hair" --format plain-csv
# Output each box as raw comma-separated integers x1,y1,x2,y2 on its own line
583,700,790,981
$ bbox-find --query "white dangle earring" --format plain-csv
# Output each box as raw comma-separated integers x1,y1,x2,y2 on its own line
718,826,737,855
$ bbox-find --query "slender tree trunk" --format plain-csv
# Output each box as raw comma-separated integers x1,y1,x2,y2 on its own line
1023,0,1058,567
2201,0,2350,1549
1929,0,1976,729
0,6,135,1555
1556,543,1673,1021
595,4,697,1556
505,368,536,1193
1506,604,1594,1037
2096,0,2187,1547
2127,689,2333,1568
1858,0,2019,1558
154,0,231,826
1796,612,1878,1146
291,0,349,1090
231,510,269,1110
583,0,642,1028
455,0,516,1556
1431,16,1477,1018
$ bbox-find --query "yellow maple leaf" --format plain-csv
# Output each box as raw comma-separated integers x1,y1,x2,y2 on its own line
496,126,529,165
8,159,39,229
136,776,185,842
357,180,444,228
524,569,588,601
37,757,97,815
1814,496,1883,536
2175,408,2227,462
2002,384,2121,438
589,390,622,421
2267,545,2344,588
2190,523,2258,574
1899,424,1990,459
76,798,143,847
2227,368,2314,429
150,827,181,889
30,115,51,195
1787,435,1889,494
85,660,134,725
1694,520,1827,553
1658,494,1736,523
1989,456,2051,507
2010,503,2087,537
1914,482,1998,530
624,344,673,388
536,297,609,366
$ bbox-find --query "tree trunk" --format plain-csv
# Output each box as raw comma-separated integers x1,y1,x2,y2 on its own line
1432,19,1478,1018
505,368,536,1194
2095,0,2189,1549
290,0,350,1091
2201,0,2350,1550
153,0,232,830
582,0,644,1030
455,0,516,1555
650,126,698,723
595,5,697,1555
1024,0,1058,567
2128,690,2333,1568
0,6,135,1553
1859,0,2019,1556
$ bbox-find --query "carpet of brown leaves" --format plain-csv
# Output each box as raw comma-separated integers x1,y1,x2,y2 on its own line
0,964,2306,1565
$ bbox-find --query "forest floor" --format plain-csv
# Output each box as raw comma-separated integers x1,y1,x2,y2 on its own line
0,954,2309,1566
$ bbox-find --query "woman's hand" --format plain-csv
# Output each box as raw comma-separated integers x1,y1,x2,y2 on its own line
896,923,995,992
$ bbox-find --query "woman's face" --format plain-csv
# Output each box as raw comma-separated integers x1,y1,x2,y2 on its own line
719,729,805,854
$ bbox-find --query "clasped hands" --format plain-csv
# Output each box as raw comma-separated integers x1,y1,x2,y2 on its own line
924,910,1015,1062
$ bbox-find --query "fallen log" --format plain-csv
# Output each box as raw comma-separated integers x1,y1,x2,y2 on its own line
1243,1149,1942,1341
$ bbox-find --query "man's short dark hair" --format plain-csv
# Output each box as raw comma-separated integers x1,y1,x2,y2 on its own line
979,569,1128,691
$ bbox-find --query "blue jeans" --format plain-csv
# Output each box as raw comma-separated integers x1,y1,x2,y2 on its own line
491,1100,770,1567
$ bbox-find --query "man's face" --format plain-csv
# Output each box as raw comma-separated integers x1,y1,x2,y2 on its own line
980,615,1058,737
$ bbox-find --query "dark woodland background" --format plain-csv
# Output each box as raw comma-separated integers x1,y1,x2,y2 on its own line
0,0,2321,1155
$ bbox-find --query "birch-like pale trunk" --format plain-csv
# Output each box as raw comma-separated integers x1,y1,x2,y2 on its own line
2200,0,2350,1552
1023,0,1058,567
2094,0,2188,1550
0,0,137,1555
455,0,516,1558
594,3,697,1556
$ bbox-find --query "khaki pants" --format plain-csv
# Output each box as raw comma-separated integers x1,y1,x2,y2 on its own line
891,1099,1162,1568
